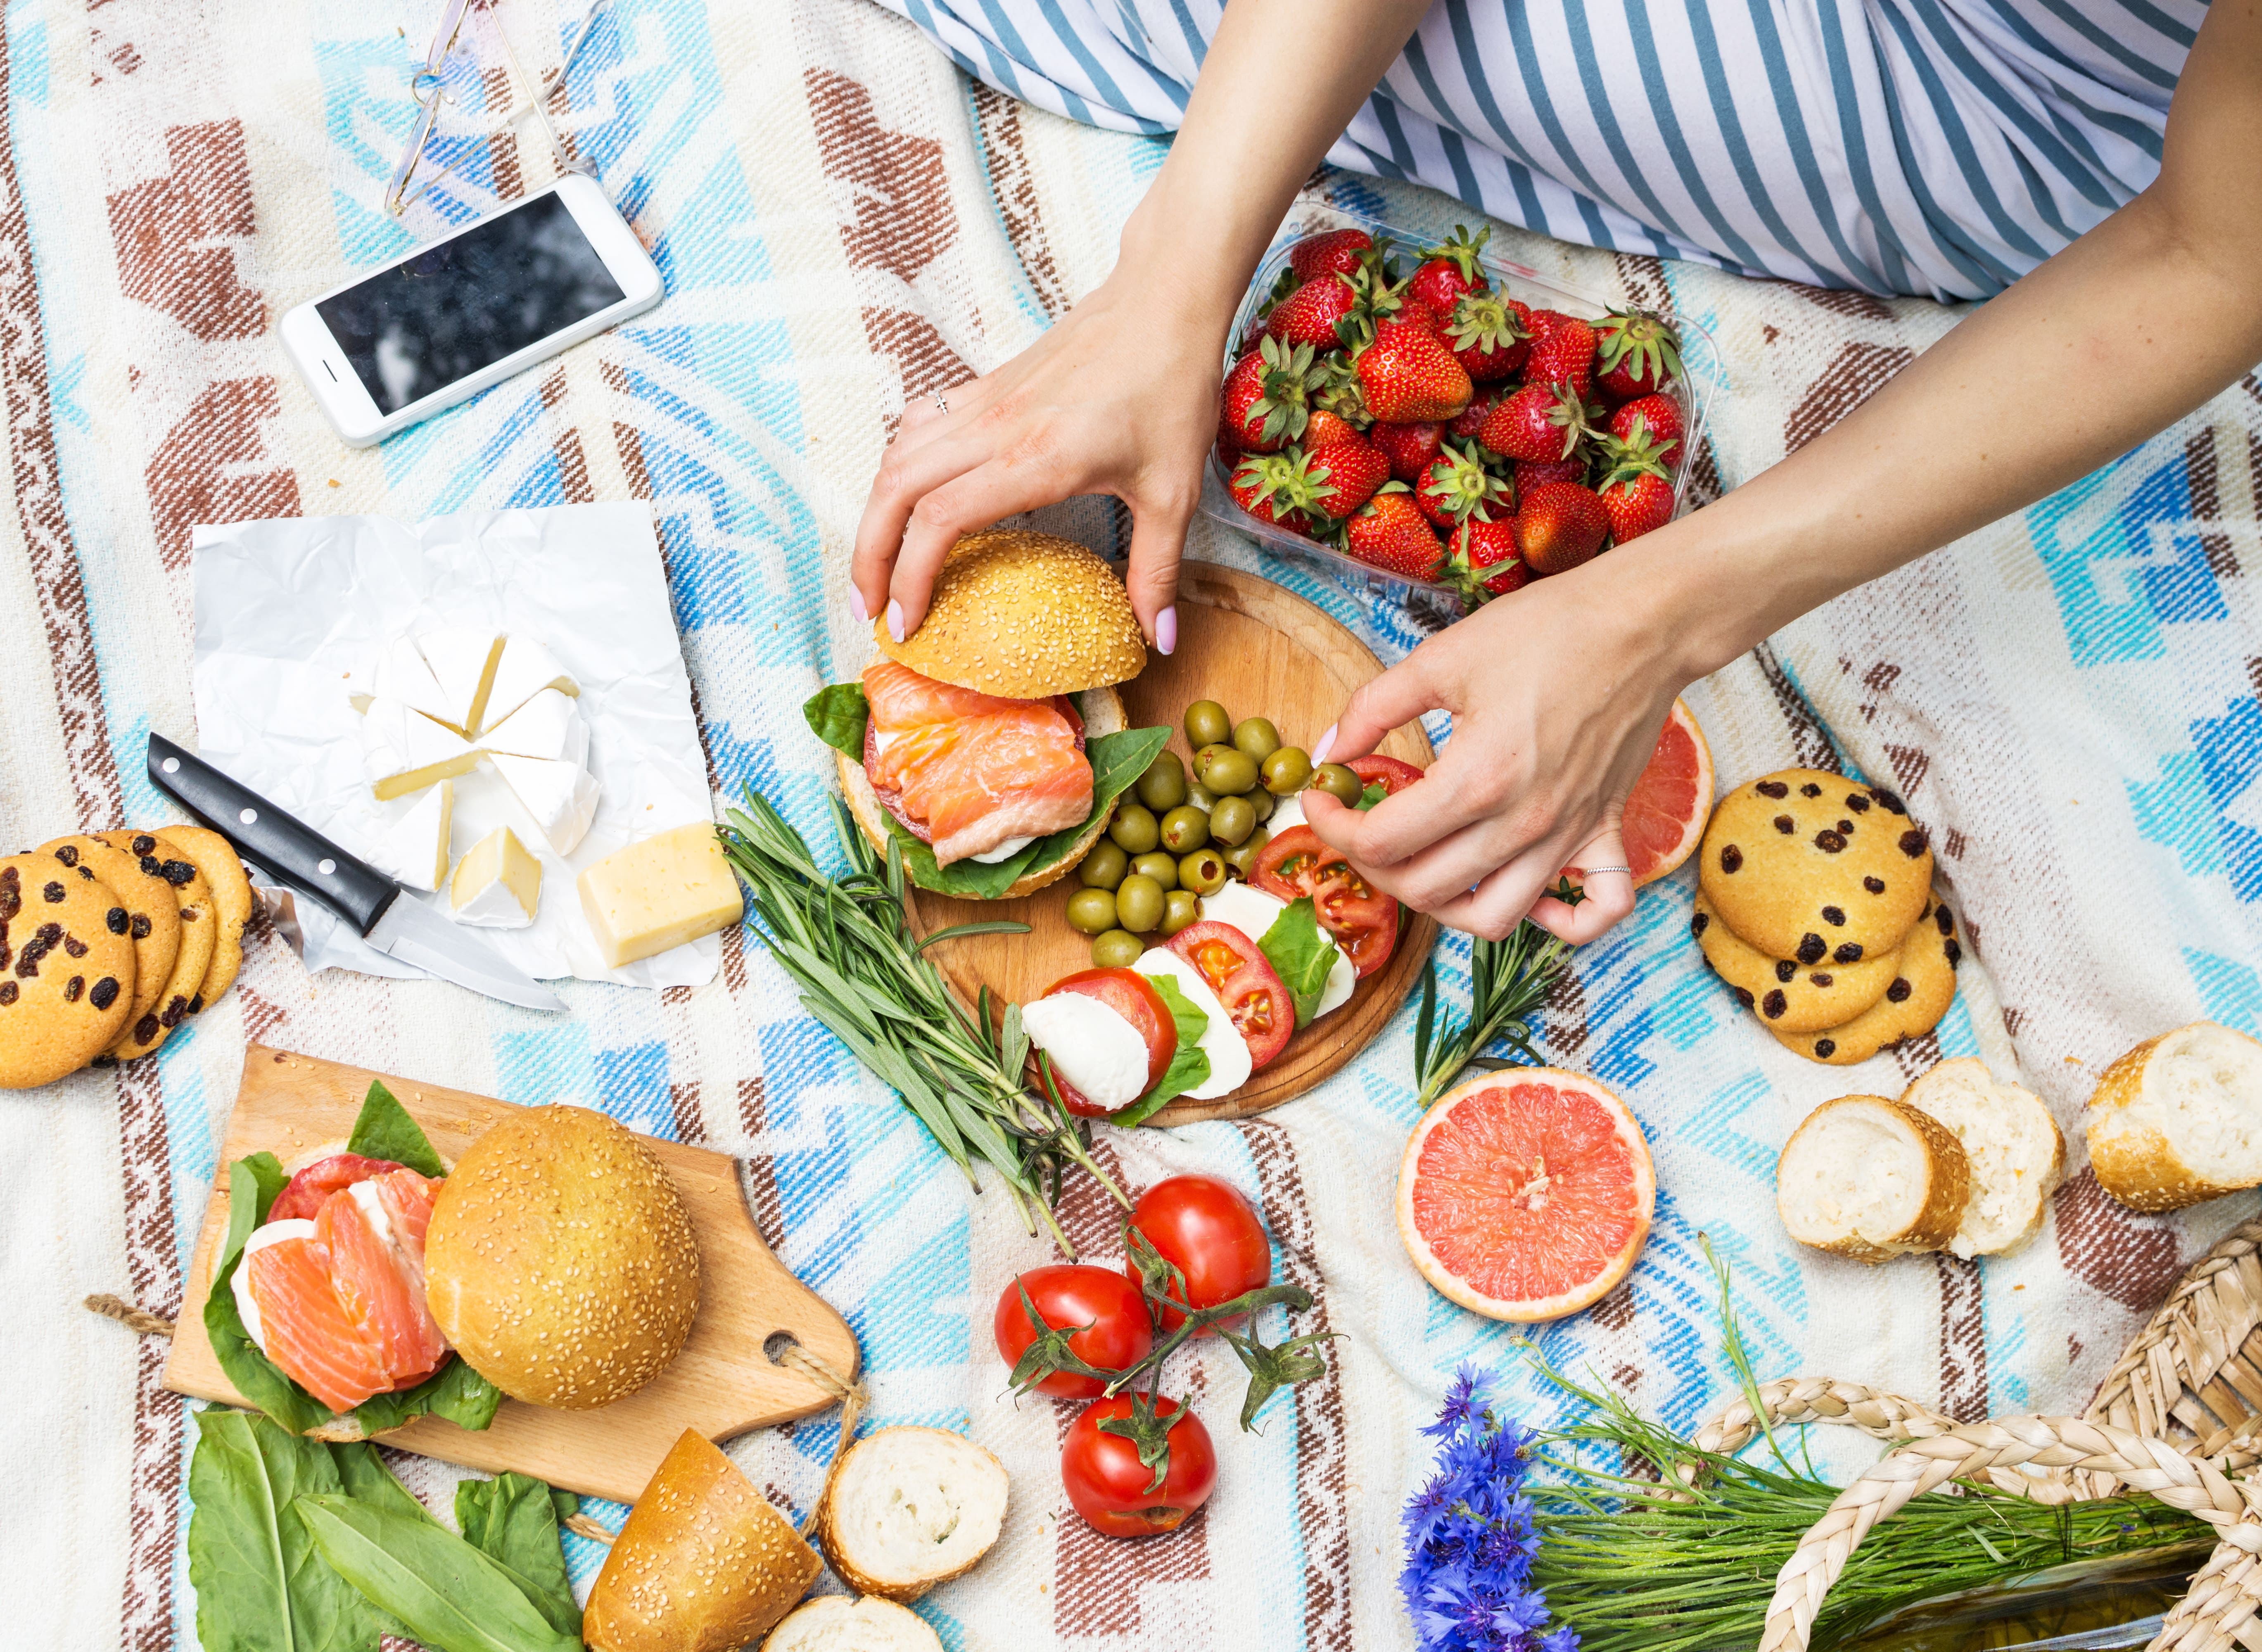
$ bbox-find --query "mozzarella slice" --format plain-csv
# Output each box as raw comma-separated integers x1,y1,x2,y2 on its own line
1267,794,1307,834
450,825,542,928
481,688,588,766
361,698,482,802
370,779,454,892
1314,946,1356,1017
1199,879,1355,1021
490,753,600,855
970,835,1035,864
1134,948,1251,1101
481,635,579,732
369,636,460,729
1022,992,1150,1113
230,1218,317,1354
416,627,505,738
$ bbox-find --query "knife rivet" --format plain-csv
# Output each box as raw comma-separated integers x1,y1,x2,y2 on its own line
318,859,336,875
238,808,257,825
161,758,179,774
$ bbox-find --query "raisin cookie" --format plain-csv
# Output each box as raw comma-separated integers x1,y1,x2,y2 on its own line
151,826,249,1005
35,834,179,1028
1771,892,1962,1066
0,854,136,1087
1691,891,1904,1033
1698,769,1933,963
95,832,215,1063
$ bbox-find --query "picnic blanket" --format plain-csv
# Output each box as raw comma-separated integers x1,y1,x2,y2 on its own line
4,0,2261,1647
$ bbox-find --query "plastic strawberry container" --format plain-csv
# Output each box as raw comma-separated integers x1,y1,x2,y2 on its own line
1199,202,1725,619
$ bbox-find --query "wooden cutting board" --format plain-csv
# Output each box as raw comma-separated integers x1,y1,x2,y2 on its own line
165,1046,860,1504
908,563,1436,1124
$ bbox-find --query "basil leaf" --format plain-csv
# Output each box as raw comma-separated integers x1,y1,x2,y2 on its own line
1357,781,1387,811
456,1474,580,1638
187,1409,404,1652
802,681,870,760
296,1495,583,1652
1112,974,1213,1127
205,1156,336,1437
1257,897,1340,1028
344,1080,446,1177
351,1355,503,1436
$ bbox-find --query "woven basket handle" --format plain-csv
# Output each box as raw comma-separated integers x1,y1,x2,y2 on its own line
1692,1377,1956,1464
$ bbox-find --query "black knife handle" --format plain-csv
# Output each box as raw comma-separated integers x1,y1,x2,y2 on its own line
147,733,400,935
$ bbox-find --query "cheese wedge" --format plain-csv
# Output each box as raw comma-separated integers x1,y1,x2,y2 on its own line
578,822,743,968
481,688,588,766
483,636,579,731
491,752,600,855
368,636,461,730
370,779,454,892
450,826,541,928
361,698,482,801
418,627,506,738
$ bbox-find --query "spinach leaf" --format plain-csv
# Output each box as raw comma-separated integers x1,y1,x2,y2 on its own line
205,1155,336,1437
331,1441,435,1526
1112,974,1213,1127
296,1495,583,1652
456,1474,580,1638
1257,897,1341,1028
187,1409,404,1652
803,681,871,760
352,1355,504,1436
344,1080,446,1177
549,1487,580,1526
1357,781,1386,810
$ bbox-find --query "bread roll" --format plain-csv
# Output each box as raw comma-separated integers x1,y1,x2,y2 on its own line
1776,1095,1970,1264
813,1427,1009,1602
585,1430,822,1652
871,529,1146,698
1898,1059,2063,1257
764,1596,942,1652
2087,1021,2262,1213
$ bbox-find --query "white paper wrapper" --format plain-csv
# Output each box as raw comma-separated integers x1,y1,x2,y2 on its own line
190,503,717,989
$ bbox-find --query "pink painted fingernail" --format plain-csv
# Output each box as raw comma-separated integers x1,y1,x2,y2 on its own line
886,599,907,643
1156,605,1177,656
1312,724,1336,765
849,587,869,624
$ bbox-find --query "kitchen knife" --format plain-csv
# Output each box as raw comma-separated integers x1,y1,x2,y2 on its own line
146,733,566,1013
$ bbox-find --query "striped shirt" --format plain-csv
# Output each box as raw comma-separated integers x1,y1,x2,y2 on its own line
875,0,2205,301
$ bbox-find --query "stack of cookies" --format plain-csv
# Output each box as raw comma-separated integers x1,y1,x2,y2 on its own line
0,826,252,1089
1690,768,1960,1065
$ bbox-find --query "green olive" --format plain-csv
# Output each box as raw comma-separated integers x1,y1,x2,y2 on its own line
1135,751,1187,812
1091,929,1144,969
1109,802,1160,855
1159,805,1211,854
1222,830,1271,879
1202,749,1260,796
1184,779,1219,812
1246,786,1276,824
1178,847,1229,895
1311,762,1364,805
1208,794,1257,847
1184,700,1233,749
1065,888,1119,935
1262,746,1313,795
1115,873,1166,934
1079,840,1129,890
1232,717,1282,762
1192,743,1237,784
1160,889,1202,937
1130,852,1179,890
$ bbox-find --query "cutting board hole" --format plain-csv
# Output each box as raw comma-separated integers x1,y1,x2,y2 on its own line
764,1330,802,1363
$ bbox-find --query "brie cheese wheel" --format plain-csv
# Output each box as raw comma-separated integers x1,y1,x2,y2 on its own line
450,825,542,928
1133,948,1251,1101
490,752,600,855
1199,881,1354,1019
1022,991,1151,1112
230,1219,317,1355
416,627,505,738
369,636,460,730
480,688,588,766
969,834,1035,865
369,779,454,892
482,636,579,732
361,698,482,801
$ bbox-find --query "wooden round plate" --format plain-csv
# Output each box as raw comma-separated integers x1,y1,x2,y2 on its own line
907,562,1437,1124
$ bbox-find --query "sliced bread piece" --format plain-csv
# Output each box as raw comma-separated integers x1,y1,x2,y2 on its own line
764,1596,942,1652
1776,1094,1970,1264
813,1426,1009,1602
2087,1021,2262,1213
1899,1058,2065,1258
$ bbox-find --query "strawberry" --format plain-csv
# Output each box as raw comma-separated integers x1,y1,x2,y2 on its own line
1230,450,1327,534
1355,324,1472,423
1515,456,1588,491
1596,435,1676,542
1303,436,1390,517
1392,295,1446,338
1479,382,1590,464
1218,336,1319,453
1609,394,1683,465
1406,224,1489,318
1447,292,1529,382
1416,440,1509,529
1289,228,1377,285
1449,515,1528,601
1339,486,1446,581
1303,408,1363,449
1264,273,1360,351
1369,420,1443,482
1311,353,1372,428
1450,387,1504,444
1594,309,1683,402
1514,482,1609,575
1526,310,1598,397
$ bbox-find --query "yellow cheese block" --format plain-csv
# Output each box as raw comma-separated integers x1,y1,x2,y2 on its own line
578,822,743,968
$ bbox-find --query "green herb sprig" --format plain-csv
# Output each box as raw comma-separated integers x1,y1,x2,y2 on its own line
1411,921,1572,1111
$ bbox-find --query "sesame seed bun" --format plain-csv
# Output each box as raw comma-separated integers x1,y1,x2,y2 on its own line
425,1105,700,1411
874,529,1147,698
584,1429,821,1652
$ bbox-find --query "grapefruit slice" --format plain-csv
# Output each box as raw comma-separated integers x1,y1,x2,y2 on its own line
1396,1069,1655,1322
1624,698,1712,886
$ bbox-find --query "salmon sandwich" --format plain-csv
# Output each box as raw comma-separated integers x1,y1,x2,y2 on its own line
805,531,1166,900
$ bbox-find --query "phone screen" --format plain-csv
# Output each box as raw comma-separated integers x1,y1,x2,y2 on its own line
316,192,627,415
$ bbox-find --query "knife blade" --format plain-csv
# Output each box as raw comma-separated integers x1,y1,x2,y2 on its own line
147,733,566,1013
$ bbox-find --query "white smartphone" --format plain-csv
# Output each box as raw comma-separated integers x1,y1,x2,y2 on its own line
280,174,662,447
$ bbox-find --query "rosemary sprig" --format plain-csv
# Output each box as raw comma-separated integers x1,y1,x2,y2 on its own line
1411,921,1572,1111
719,790,1125,1253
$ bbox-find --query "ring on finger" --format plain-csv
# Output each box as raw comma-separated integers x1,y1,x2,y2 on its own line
932,388,949,415
1576,865,1633,878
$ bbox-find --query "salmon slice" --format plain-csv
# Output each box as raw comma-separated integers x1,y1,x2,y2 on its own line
319,1184,449,1391
862,661,1093,864
247,1234,391,1414
370,1168,438,1267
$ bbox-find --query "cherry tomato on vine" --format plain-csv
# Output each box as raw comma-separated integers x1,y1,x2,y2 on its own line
992,1264,1154,1399
1124,1174,1271,1334
1061,1393,1218,1538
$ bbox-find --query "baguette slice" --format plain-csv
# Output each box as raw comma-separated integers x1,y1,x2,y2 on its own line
764,1596,942,1652
813,1427,1009,1602
1899,1058,2064,1258
2087,1021,2262,1213
1777,1095,1971,1264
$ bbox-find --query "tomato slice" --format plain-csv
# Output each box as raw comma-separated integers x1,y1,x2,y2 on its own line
267,1153,409,1223
1250,826,1402,978
1163,921,1294,1069
1348,754,1424,798
1037,967,1176,1118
